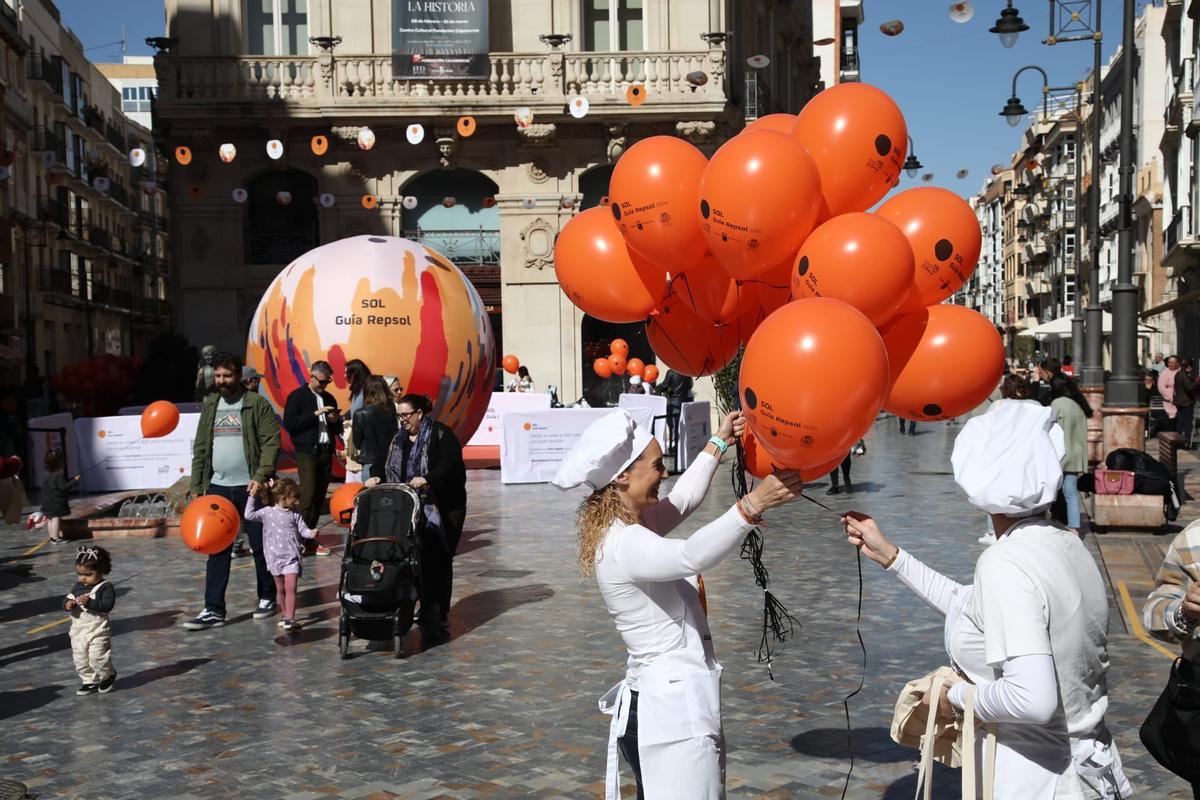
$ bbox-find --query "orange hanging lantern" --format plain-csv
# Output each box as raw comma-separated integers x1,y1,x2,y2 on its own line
360,195,378,209
457,116,476,137
626,84,647,106
174,145,192,165
311,135,329,156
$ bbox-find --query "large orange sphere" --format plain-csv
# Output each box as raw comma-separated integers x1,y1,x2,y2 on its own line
180,495,240,555
246,236,495,452
330,482,364,528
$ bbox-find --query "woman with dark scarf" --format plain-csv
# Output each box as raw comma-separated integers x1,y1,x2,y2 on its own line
366,393,466,639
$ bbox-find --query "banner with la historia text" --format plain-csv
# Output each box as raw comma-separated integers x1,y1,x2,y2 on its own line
392,0,489,79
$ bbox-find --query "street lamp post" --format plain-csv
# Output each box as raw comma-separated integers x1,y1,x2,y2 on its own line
903,135,923,179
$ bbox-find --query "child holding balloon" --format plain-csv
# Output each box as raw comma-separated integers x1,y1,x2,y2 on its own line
244,478,316,631
42,449,79,544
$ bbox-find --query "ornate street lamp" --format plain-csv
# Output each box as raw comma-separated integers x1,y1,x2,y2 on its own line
903,136,922,178
989,1,1030,49
144,37,178,54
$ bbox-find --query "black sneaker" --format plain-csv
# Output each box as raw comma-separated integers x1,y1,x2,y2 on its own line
826,486,842,496
76,683,98,696
182,610,226,630
252,599,278,620
98,674,117,693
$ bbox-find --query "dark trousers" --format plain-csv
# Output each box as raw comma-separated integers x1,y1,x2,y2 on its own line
1178,405,1195,446
295,447,334,530
203,483,275,616
828,454,852,488
898,418,916,434
617,690,645,800
421,507,466,624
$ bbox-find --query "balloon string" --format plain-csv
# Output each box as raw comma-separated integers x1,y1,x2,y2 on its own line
839,547,867,799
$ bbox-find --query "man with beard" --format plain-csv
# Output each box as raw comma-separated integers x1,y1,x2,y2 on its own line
183,352,281,630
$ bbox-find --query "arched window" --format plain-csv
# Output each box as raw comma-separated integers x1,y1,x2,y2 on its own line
244,169,318,265
579,164,613,210
401,168,499,265
580,315,654,408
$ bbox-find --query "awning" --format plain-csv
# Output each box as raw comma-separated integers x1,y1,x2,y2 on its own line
1141,287,1200,318
1017,312,1157,339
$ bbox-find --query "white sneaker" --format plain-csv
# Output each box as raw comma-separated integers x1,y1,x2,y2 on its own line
977,533,994,545
252,599,278,619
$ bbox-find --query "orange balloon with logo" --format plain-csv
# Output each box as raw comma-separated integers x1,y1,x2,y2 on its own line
554,207,667,323
744,113,797,135
739,298,888,468
330,482,364,528
730,258,793,345
140,400,180,439
881,304,1005,421
626,358,645,377
502,354,520,374
594,358,613,379
642,364,660,383
180,495,240,555
664,256,758,325
742,430,844,479
609,338,630,358
647,290,739,377
610,136,709,269
790,212,914,327
608,353,627,376
698,130,822,280
792,83,908,217
875,187,982,312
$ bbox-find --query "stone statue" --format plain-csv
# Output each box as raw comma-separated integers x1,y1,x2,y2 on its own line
195,345,218,401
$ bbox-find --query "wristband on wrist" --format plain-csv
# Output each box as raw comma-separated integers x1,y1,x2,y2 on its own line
882,548,900,570
708,435,729,455
736,497,764,526
741,495,762,518
1174,601,1196,635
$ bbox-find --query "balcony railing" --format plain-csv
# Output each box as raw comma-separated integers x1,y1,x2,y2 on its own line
33,126,67,168
39,197,69,228
157,50,728,115
37,267,76,297
1167,206,1194,253
88,226,112,251
104,122,126,154
403,229,499,267
27,54,63,98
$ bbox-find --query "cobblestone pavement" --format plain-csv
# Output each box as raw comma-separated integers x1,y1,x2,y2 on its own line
0,418,1191,799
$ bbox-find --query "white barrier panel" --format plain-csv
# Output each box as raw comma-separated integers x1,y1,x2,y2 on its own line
27,412,79,489
119,402,203,416
618,393,669,451
501,407,654,484
75,414,202,492
466,392,552,447
678,401,712,470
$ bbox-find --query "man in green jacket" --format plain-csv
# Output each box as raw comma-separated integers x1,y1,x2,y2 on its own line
183,352,281,631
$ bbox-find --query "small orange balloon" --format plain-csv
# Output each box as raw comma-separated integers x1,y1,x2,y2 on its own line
594,357,613,379
790,212,914,327
610,136,709,269
174,145,192,165
647,290,740,377
744,113,797,135
875,187,982,312
361,195,378,209
642,364,660,383
554,208,667,323
457,116,477,137
626,84,648,106
609,339,630,358
180,495,240,555
330,482,364,528
311,135,329,156
881,305,1005,421
141,400,180,439
608,353,627,376
626,358,645,377
698,130,822,280
502,354,520,374
792,83,908,217
740,298,888,469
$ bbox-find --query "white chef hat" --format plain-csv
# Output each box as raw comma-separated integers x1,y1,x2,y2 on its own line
950,399,1067,517
630,375,643,385
551,409,656,492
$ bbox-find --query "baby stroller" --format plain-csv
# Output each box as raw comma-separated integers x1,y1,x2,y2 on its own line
337,483,423,659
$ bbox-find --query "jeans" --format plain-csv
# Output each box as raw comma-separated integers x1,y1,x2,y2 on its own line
1062,473,1081,529
203,483,275,617
898,418,916,434
1178,405,1195,446
617,690,645,800
296,447,334,529
828,453,852,488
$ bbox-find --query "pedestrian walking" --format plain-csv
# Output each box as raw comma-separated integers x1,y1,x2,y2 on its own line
341,359,372,482
244,478,316,631
1159,355,1184,433
660,369,693,452
1175,358,1197,446
65,545,117,695
553,408,802,799
283,360,341,555
42,448,78,544
183,351,282,630
897,417,916,436
844,400,1130,798
1049,374,1091,535
826,451,853,495
352,375,398,482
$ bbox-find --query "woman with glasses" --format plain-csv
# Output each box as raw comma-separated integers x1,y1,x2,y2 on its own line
366,393,465,641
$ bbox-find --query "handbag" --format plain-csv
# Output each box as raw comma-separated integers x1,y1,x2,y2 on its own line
892,667,996,800
1140,657,1200,782
1093,468,1135,495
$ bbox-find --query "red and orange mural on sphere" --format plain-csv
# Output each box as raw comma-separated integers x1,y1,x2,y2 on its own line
246,235,496,454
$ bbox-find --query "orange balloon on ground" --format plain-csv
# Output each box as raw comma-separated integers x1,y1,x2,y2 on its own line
594,358,613,379
876,187,983,312
740,298,888,468
698,130,823,280
626,358,645,377
663,258,758,325
554,207,667,323
792,83,907,218
501,354,520,374
642,364,660,383
141,400,180,439
881,304,1005,421
608,353,627,376
610,338,630,358
790,212,914,327
330,482,364,527
180,495,240,555
647,291,739,377
610,136,709,268
744,113,797,135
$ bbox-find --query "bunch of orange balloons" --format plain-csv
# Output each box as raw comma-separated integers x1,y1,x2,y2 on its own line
555,82,1004,472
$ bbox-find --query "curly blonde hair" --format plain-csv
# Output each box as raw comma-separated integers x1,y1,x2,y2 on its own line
576,485,637,576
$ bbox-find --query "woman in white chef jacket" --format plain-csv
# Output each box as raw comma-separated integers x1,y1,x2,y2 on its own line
552,409,803,799
843,400,1131,800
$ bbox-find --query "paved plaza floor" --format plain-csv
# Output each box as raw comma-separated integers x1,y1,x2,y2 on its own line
0,417,1194,799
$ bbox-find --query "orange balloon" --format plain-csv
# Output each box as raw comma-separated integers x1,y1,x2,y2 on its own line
790,212,914,327
875,187,982,312
610,136,709,269
608,353,627,376
642,364,660,383
594,358,613,379
141,400,180,439
662,260,757,325
698,130,822,280
881,305,1005,421
180,495,240,555
729,258,793,344
792,83,908,217
744,113,797,135
330,482,364,528
740,298,888,468
502,354,520,374
647,290,739,377
610,338,630,358
554,207,667,323
742,429,844,478
626,358,645,377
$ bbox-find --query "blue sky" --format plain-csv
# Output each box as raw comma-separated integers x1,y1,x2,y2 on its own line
59,0,1140,200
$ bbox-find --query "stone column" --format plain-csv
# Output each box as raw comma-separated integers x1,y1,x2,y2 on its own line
1101,405,1148,456
1082,385,1105,465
